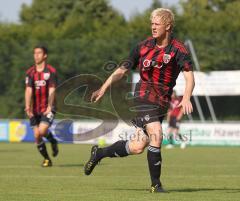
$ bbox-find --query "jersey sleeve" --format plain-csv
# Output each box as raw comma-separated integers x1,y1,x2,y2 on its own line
25,72,34,87
49,71,57,87
175,49,193,72
121,44,140,70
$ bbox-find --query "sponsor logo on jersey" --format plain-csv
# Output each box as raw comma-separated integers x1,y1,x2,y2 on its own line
142,59,164,70
35,80,46,89
143,59,151,68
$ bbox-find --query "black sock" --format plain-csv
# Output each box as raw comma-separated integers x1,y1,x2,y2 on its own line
37,141,50,160
169,134,174,145
147,145,162,186
46,131,57,144
97,140,130,160
178,133,184,141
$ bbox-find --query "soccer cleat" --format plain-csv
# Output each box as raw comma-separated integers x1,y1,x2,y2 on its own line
150,184,166,193
84,145,100,175
42,159,52,167
180,142,186,149
51,140,59,157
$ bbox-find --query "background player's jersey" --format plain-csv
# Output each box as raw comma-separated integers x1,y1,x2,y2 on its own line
125,36,193,107
25,64,57,115
169,97,182,118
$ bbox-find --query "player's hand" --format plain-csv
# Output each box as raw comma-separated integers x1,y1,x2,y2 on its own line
25,107,33,118
91,88,106,103
178,98,193,115
43,106,52,115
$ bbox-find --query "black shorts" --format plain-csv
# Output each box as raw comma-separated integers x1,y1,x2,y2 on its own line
169,116,180,129
131,102,168,134
30,112,55,127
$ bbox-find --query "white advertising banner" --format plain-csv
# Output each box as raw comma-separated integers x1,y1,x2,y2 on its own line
132,70,240,96
178,123,240,146
73,121,240,146
72,121,135,144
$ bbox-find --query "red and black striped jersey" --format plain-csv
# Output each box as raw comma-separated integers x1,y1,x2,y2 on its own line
124,36,193,107
25,64,57,115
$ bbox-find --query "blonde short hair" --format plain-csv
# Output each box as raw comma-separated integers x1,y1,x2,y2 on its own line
150,8,175,29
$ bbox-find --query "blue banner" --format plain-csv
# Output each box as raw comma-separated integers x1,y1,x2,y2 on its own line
0,121,8,141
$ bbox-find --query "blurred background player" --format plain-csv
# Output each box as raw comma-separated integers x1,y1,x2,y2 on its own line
166,90,186,149
25,45,59,167
84,8,194,193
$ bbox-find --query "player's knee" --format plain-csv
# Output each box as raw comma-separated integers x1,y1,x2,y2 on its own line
38,130,46,137
131,145,145,154
34,130,40,138
131,148,144,154
34,133,41,144
148,131,163,144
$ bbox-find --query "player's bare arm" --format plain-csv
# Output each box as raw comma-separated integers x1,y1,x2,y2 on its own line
178,71,195,115
25,86,33,117
44,87,55,115
91,66,129,102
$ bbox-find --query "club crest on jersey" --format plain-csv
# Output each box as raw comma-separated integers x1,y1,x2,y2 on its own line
163,54,171,64
43,73,50,80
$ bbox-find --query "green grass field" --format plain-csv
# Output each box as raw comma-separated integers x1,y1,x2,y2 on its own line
0,143,239,201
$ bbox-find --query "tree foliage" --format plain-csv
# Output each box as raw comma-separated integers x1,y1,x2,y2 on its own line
178,0,240,70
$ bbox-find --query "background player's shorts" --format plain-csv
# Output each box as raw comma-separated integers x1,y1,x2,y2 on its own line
169,116,180,129
30,111,55,127
131,102,168,135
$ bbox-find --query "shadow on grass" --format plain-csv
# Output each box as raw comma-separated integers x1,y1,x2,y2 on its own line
57,162,106,168
114,188,150,192
0,149,25,153
114,188,240,193
169,188,240,193
57,164,84,167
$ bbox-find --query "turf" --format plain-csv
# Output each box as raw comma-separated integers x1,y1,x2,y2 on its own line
0,143,239,201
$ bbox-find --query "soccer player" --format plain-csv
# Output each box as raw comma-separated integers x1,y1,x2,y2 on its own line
165,90,186,149
25,45,59,167
84,8,195,192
